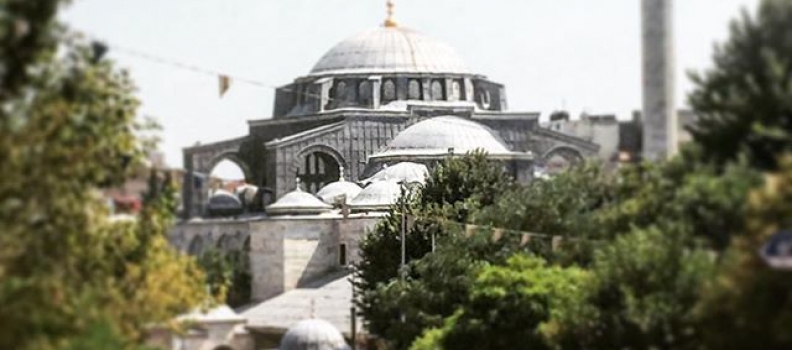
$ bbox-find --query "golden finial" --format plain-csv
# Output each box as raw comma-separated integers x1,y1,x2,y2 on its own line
383,0,397,27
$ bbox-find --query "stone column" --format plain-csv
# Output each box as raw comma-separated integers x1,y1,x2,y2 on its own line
463,78,474,102
369,76,382,109
318,78,333,112
641,0,677,161
182,152,194,219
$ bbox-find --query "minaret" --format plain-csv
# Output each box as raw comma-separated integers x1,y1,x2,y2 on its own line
641,0,677,161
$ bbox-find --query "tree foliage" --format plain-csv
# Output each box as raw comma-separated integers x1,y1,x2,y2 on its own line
354,152,514,349
410,254,589,350
688,0,792,169
197,247,252,308
694,157,792,349
0,3,207,349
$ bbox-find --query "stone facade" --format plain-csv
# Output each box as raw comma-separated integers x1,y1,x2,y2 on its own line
184,106,599,217
181,23,601,218
170,213,382,301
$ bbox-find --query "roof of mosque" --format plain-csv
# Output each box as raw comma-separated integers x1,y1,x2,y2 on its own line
241,272,362,337
177,305,245,324
360,162,429,186
316,168,363,205
371,116,512,158
309,26,470,77
266,183,333,216
278,319,350,350
208,189,243,210
350,180,401,211
316,181,363,205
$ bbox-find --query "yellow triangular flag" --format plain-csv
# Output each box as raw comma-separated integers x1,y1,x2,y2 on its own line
465,224,477,238
405,214,416,229
520,233,532,247
552,236,563,251
219,74,232,97
491,228,504,242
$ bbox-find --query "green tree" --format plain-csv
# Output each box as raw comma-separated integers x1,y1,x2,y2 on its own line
410,254,589,350
197,247,252,308
688,0,792,170
0,4,207,349
354,152,514,349
547,226,715,350
694,157,792,349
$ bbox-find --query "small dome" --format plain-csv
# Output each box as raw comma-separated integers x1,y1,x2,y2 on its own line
266,182,333,216
317,181,363,205
350,180,401,211
316,168,363,205
208,190,242,208
372,116,511,159
309,26,470,76
279,319,350,350
208,190,243,216
361,162,429,186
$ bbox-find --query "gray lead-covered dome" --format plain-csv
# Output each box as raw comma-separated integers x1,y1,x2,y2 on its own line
279,319,350,350
266,185,333,216
309,26,470,76
372,116,511,158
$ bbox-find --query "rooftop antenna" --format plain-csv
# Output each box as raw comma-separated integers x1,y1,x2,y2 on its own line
384,0,398,27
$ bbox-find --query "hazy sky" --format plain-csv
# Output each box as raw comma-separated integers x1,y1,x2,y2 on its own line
61,0,759,178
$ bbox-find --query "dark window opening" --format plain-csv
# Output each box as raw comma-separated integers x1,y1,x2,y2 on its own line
339,243,347,266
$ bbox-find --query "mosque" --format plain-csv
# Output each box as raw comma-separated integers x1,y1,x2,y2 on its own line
181,2,599,219
163,2,601,350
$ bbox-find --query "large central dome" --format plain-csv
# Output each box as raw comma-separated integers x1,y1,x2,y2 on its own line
309,26,470,76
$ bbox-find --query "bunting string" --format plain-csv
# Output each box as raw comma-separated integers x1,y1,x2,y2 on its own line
395,212,598,252
77,31,350,103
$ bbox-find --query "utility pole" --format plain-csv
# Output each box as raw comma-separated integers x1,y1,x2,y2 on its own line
399,181,406,277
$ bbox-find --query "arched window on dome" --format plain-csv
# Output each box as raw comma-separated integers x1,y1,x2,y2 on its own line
478,89,492,109
382,79,396,104
299,152,340,194
358,81,372,107
450,80,462,101
334,81,347,103
430,80,444,101
408,79,421,100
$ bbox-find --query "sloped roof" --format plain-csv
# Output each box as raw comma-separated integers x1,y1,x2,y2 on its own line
241,273,362,337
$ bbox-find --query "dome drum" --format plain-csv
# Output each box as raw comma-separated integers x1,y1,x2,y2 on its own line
274,74,506,118
271,26,509,118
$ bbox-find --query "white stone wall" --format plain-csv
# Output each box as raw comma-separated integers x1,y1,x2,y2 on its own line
545,119,618,161
173,214,382,303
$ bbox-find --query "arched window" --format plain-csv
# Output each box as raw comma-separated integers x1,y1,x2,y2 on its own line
479,89,491,109
299,152,340,194
359,81,372,106
216,234,232,250
188,236,204,255
408,79,421,100
430,80,444,101
382,79,396,103
335,81,347,101
450,80,462,101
